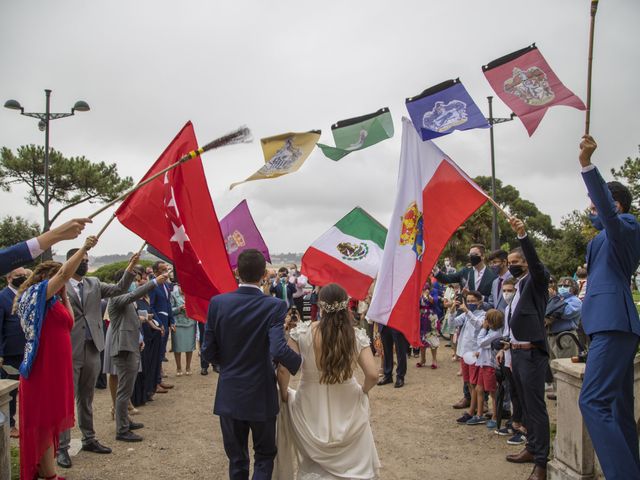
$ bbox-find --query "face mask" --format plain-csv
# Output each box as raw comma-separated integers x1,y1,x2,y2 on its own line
75,261,89,277
503,292,515,304
508,265,526,278
469,254,482,266
558,286,571,297
10,276,27,289
490,265,501,275
128,282,137,293
588,213,604,231
467,304,478,312
444,260,451,267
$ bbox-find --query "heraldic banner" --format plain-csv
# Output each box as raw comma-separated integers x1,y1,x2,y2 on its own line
317,108,394,161
230,130,321,189
220,199,271,269
367,117,488,346
483,44,585,136
301,206,387,301
405,78,489,141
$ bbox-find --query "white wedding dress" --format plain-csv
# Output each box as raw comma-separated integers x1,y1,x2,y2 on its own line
275,321,381,480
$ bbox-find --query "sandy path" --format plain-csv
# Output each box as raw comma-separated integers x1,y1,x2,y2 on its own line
47,344,544,479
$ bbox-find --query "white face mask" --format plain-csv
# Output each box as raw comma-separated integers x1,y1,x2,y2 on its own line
503,291,515,304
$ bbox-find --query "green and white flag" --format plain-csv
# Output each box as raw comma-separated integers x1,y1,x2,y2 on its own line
317,108,394,161
301,207,387,300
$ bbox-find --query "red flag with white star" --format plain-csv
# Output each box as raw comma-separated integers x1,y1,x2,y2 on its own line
115,121,237,322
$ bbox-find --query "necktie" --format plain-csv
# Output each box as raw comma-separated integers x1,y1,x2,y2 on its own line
280,279,287,301
78,281,84,307
497,277,503,303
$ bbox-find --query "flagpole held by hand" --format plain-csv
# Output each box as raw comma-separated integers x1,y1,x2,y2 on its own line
95,213,116,239
137,241,147,256
486,196,512,221
585,0,599,135
87,126,252,221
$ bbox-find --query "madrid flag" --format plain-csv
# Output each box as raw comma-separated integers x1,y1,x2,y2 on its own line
116,122,237,322
367,118,488,346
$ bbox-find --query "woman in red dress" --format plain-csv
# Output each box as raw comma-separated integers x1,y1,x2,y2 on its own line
14,236,97,480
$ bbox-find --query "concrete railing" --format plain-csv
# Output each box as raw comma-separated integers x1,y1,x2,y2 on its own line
548,357,640,480
0,379,18,480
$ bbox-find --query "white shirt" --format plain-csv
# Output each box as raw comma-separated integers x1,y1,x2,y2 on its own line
69,277,83,300
477,328,503,368
507,275,529,344
26,238,44,259
452,309,486,357
239,283,263,292
473,266,486,290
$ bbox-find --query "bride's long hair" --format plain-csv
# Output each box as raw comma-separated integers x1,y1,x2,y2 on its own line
315,283,357,384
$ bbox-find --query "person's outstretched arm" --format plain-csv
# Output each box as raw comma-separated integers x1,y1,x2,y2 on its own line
46,236,97,299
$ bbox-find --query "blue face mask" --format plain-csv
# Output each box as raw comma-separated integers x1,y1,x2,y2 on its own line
129,282,137,293
558,286,571,297
588,213,604,231
467,304,478,312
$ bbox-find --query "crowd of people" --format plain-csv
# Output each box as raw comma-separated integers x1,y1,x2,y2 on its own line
0,135,638,480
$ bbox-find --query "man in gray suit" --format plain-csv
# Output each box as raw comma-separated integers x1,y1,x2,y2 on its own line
108,269,169,442
57,251,140,469
487,249,512,313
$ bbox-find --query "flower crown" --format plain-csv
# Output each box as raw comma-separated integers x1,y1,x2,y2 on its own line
318,299,349,313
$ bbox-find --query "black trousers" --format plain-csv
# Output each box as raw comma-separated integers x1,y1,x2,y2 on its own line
198,322,210,370
511,349,550,468
504,366,523,424
0,355,21,427
381,326,408,380
219,416,277,480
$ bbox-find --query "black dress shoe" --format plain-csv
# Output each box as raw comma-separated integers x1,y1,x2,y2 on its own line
81,439,112,454
128,421,144,430
394,378,405,388
116,431,143,442
200,368,208,376
377,376,393,386
56,450,72,468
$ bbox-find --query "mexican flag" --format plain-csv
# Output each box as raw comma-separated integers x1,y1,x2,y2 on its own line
301,207,387,300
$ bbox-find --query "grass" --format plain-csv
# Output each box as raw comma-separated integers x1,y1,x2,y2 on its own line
635,291,640,314
10,446,18,480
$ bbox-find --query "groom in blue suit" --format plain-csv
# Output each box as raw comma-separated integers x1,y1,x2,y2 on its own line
203,249,302,480
577,135,640,480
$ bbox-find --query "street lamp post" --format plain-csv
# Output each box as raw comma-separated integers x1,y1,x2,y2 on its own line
486,96,515,251
4,89,89,259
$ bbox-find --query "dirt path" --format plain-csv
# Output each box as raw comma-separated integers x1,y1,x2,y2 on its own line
37,344,545,479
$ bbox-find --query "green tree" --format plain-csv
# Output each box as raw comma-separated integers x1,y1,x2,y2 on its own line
89,259,153,282
0,215,41,249
441,176,558,267
611,146,640,216
0,144,134,239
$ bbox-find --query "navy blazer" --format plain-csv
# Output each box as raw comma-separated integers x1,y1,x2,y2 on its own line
0,287,26,357
582,167,640,335
435,265,497,300
0,242,32,277
269,279,296,308
509,235,550,352
149,281,175,327
203,286,302,421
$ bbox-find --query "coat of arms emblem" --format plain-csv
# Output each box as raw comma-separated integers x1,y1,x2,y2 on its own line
259,137,303,177
422,100,468,133
399,202,424,260
504,67,555,106
336,242,369,261
225,230,246,254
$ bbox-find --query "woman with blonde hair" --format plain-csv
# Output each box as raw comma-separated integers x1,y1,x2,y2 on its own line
14,235,97,480
276,283,380,479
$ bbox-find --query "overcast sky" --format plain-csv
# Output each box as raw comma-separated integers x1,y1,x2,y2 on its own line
1,0,638,256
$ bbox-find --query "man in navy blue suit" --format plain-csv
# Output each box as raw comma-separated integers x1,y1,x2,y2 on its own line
149,261,176,391
577,135,640,480
0,218,91,276
0,267,29,438
203,249,301,480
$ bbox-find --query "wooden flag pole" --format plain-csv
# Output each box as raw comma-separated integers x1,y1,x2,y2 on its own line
585,0,600,135
486,195,512,221
95,213,116,239
137,241,147,256
87,126,252,221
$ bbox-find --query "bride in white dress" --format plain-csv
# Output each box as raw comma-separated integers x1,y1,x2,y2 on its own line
275,283,381,480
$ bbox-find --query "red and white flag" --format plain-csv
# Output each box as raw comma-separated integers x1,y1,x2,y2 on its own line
483,44,585,136
367,118,488,346
115,122,237,322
